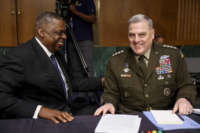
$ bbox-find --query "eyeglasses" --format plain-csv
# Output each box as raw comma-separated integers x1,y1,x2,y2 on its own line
43,29,67,38
54,30,66,36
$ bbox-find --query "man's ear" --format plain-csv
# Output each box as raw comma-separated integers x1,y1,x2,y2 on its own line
151,28,155,40
37,28,45,38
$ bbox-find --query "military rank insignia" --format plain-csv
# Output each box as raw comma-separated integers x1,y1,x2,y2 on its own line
155,55,173,80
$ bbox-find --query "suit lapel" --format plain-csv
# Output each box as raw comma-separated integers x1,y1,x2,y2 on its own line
55,52,71,87
55,51,72,100
31,38,67,95
31,38,54,71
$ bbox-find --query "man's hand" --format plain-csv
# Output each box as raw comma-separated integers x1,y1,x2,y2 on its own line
94,103,115,116
173,98,193,115
38,107,74,124
101,77,105,86
69,4,77,14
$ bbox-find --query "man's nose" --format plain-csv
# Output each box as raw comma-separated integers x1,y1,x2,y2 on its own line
134,35,140,43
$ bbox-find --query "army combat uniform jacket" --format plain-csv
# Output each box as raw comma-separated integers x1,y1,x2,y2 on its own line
102,44,197,113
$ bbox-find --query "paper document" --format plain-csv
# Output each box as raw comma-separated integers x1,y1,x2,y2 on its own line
150,110,183,124
192,108,200,115
95,114,141,133
143,111,200,130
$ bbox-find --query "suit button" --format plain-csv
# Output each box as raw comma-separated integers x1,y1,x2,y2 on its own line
145,94,149,98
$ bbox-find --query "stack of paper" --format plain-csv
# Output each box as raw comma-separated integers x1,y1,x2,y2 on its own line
192,108,200,114
150,110,183,124
143,111,200,130
95,114,142,133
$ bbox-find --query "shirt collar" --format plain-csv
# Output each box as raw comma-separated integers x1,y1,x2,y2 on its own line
144,48,151,60
35,37,53,57
135,48,151,61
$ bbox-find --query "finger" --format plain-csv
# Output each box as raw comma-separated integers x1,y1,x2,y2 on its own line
172,103,178,113
103,108,108,116
94,108,102,116
186,107,191,114
179,103,188,115
50,117,60,124
95,108,103,116
188,109,192,114
188,106,193,114
57,114,67,123
94,110,99,116
110,108,115,114
63,112,74,121
179,108,185,115
178,105,184,115
186,104,193,114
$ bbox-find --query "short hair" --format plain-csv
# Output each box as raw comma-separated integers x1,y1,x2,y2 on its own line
128,14,153,30
35,11,64,30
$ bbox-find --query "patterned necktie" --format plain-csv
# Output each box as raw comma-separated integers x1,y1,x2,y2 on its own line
50,55,68,99
138,55,148,77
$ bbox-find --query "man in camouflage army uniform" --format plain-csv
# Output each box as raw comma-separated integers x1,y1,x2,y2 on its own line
94,14,196,116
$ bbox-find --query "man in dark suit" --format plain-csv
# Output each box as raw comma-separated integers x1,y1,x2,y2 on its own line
0,12,74,124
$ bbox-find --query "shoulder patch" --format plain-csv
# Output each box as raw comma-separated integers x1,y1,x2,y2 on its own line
112,50,124,56
162,44,177,50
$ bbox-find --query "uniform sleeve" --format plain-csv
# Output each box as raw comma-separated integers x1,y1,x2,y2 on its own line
102,58,120,109
175,51,197,105
0,52,37,118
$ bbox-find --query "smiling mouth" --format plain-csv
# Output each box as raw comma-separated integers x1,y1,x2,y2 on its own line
56,42,64,45
133,43,143,47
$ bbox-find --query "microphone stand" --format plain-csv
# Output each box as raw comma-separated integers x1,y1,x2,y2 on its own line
64,24,89,77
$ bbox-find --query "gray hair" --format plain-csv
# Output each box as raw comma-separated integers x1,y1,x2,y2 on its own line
128,14,153,29
35,11,64,30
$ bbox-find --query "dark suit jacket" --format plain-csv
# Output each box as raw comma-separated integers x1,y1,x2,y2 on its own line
0,38,71,118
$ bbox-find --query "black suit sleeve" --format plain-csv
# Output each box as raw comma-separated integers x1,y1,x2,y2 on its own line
0,49,37,118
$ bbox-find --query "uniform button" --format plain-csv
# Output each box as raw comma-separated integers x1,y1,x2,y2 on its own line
165,81,169,85
145,94,149,98
144,83,148,87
